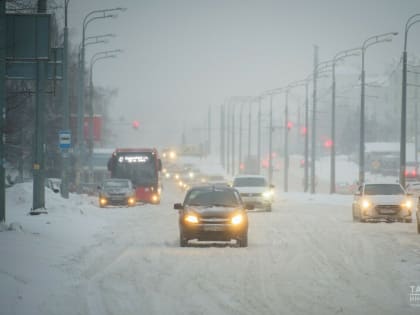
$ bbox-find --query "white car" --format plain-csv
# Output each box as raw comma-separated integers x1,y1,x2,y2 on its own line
352,183,413,223
232,175,274,211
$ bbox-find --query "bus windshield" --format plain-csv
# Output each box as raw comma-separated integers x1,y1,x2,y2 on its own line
113,152,157,186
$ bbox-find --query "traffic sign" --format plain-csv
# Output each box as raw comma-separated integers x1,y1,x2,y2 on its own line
59,130,71,149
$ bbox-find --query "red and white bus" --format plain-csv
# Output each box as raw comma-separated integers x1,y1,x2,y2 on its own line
107,148,162,204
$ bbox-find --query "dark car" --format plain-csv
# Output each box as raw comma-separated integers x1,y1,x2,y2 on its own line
174,186,252,247
98,178,136,207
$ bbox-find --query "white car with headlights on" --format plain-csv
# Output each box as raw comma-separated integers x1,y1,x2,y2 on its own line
352,183,413,223
232,175,274,211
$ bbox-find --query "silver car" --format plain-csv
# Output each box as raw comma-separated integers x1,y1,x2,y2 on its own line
98,178,136,207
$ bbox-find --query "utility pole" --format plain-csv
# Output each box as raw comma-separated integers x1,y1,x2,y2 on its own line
268,94,273,185
257,98,261,174
231,105,235,176
208,105,211,156
238,104,243,172
304,80,309,192
0,0,5,222
247,102,251,158
32,0,48,212
284,90,289,192
220,104,225,168
311,45,318,194
226,104,230,174
60,0,70,198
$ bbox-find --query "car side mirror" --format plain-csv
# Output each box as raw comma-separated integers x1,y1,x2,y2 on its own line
174,203,184,210
245,203,254,210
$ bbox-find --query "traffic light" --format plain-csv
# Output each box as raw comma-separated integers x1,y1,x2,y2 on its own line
132,120,140,129
287,121,293,130
300,126,307,135
324,139,333,149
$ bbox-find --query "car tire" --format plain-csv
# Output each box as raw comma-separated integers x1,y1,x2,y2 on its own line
238,232,248,247
405,218,412,223
180,231,188,247
266,204,272,212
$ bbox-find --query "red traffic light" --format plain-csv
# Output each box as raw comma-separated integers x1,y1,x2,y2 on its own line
324,139,333,148
300,126,307,135
287,121,293,130
132,120,140,129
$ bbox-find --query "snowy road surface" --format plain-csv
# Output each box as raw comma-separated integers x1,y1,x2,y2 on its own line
1,183,420,315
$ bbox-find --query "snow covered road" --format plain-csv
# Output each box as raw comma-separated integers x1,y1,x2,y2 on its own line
2,183,420,315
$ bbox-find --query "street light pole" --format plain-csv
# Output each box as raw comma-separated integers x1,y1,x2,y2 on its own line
88,50,121,183
238,103,243,173
257,97,262,174
330,48,360,194
268,94,273,185
60,0,71,199
359,32,397,185
284,90,289,192
401,15,420,187
76,7,125,192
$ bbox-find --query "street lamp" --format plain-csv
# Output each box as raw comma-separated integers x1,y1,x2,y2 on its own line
87,50,122,182
60,0,71,199
261,88,285,185
283,80,306,192
401,14,420,188
330,47,360,193
76,7,125,191
359,32,398,185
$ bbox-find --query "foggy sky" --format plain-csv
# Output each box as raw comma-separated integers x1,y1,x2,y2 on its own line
66,0,420,148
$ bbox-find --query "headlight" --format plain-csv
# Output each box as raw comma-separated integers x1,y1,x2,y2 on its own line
151,194,159,203
262,190,273,199
402,199,413,209
128,197,136,205
361,199,371,209
231,214,244,225
165,173,171,179
99,197,107,205
185,215,199,224
189,172,195,179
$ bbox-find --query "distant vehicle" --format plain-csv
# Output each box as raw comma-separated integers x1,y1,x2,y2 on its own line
352,183,413,222
335,182,357,195
107,148,162,204
98,178,136,208
405,161,419,180
232,175,274,211
405,181,420,196
240,155,259,174
204,174,229,187
174,185,251,247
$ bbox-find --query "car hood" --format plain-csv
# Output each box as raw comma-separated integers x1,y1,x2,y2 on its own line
363,195,407,205
186,206,242,218
234,186,267,194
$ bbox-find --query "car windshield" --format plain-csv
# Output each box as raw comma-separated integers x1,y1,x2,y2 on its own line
364,184,404,195
233,177,267,187
103,180,130,189
185,189,240,207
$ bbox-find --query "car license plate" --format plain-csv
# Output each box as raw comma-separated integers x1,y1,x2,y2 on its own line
203,225,224,232
379,209,396,214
